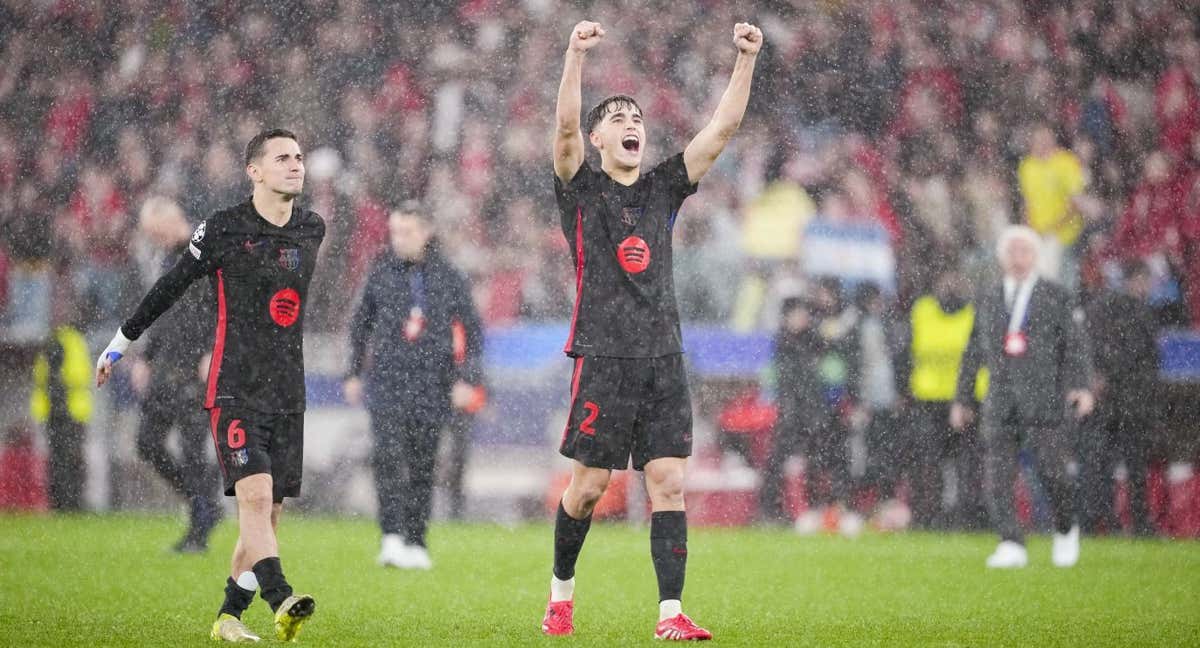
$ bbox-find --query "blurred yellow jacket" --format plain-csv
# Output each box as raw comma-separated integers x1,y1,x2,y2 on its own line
31,326,93,424
1018,150,1086,246
910,296,988,402
740,180,814,260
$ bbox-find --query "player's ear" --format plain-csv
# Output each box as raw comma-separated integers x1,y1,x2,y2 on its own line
245,163,260,183
588,130,602,150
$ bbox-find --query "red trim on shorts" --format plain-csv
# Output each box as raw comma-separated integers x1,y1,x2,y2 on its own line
561,356,585,446
564,206,584,353
209,407,226,477
205,269,227,408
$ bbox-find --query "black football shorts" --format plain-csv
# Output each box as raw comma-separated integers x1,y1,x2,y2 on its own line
209,406,304,502
560,354,693,471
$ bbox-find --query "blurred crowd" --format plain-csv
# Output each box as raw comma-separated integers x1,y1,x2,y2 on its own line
3,0,1200,340
1,1,1198,533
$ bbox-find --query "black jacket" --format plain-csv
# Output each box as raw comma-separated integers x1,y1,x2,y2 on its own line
957,278,1092,426
774,327,832,428
348,241,483,421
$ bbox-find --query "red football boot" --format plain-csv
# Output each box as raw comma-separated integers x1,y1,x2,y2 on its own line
654,614,712,641
541,599,574,636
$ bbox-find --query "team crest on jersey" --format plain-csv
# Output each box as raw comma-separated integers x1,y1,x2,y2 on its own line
229,449,248,467
620,206,643,226
278,248,301,271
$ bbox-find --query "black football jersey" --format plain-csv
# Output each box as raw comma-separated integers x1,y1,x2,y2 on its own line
554,153,698,358
122,199,325,414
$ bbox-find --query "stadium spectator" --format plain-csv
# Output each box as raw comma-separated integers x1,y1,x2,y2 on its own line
758,297,829,525
846,283,906,523
1082,261,1161,536
1018,124,1088,287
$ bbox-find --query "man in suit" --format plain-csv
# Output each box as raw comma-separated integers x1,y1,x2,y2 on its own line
951,225,1094,569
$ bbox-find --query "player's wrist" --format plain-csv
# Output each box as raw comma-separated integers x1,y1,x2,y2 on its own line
98,328,134,368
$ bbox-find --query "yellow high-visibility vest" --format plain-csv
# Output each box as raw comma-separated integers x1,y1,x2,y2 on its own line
31,326,93,424
909,296,987,402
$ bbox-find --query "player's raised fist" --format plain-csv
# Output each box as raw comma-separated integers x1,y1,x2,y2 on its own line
569,21,605,52
733,22,763,55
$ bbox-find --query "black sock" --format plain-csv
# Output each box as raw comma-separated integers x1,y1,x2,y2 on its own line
218,577,255,619
553,501,592,581
252,557,293,612
650,511,687,602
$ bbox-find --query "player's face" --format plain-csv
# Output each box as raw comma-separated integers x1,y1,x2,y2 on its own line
590,104,645,170
389,212,431,260
248,137,305,198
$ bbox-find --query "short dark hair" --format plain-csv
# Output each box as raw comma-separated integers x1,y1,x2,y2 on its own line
245,128,298,166
585,95,642,134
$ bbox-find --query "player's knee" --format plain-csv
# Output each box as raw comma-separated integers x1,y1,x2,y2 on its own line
646,470,685,505
576,482,609,510
236,486,274,514
567,474,610,512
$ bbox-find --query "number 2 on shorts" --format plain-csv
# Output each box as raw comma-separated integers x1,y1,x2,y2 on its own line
580,402,599,436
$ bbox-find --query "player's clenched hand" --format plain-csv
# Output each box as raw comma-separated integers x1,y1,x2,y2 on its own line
733,22,763,55
569,21,604,53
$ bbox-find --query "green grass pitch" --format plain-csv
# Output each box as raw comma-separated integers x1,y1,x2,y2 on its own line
1,514,1197,646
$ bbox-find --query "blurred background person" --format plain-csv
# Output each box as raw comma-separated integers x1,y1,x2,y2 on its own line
896,266,987,530
953,226,1094,569
344,202,483,570
1017,124,1088,288
1082,261,1161,536
847,283,907,528
30,313,92,511
129,196,220,553
759,297,827,526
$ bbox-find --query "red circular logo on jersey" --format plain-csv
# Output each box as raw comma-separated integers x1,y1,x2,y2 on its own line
617,236,651,274
270,288,301,327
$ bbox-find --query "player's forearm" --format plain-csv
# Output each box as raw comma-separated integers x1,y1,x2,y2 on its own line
556,49,586,134
707,52,758,139
121,256,203,340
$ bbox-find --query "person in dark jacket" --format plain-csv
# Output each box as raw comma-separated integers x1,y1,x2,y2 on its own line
344,201,484,570
759,295,856,532
130,197,220,552
1081,261,1161,535
952,226,1094,569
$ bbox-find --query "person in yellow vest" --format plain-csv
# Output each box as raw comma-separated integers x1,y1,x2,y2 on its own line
896,268,989,530
1017,124,1088,284
30,325,92,511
